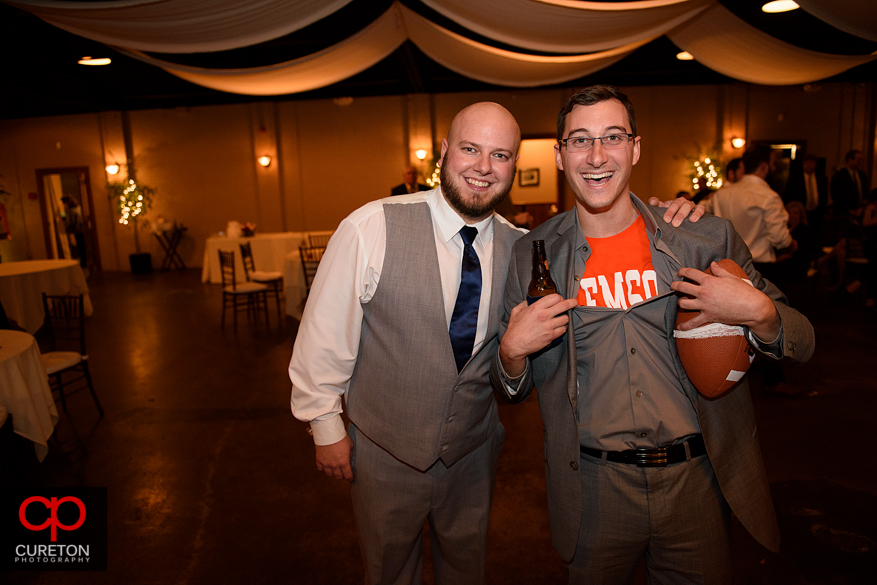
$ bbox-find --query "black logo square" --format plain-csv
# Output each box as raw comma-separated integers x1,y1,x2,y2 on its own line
1,487,107,571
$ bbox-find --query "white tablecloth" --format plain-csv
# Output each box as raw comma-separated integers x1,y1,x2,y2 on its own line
202,232,304,284
202,231,335,285
0,330,58,462
0,260,93,334
283,250,308,320
281,231,336,320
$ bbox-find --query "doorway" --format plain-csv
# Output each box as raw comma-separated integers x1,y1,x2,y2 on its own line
753,140,807,196
36,167,101,273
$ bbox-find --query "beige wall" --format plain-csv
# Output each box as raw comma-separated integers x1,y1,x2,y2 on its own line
0,83,873,270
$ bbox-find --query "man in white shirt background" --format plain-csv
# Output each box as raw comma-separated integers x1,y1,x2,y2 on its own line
711,145,797,283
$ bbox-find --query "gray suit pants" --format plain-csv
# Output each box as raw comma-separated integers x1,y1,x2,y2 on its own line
568,450,731,585
349,422,504,585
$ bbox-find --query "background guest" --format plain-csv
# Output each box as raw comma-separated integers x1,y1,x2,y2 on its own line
784,154,828,246
390,165,430,196
831,150,869,216
61,196,87,268
725,157,744,184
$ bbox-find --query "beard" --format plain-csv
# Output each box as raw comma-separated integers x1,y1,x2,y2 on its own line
440,153,515,220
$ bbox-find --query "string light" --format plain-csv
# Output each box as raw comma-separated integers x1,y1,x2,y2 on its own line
427,160,441,188
110,177,155,225
689,156,723,191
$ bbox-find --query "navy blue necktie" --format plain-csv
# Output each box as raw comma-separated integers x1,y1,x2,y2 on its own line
449,226,482,372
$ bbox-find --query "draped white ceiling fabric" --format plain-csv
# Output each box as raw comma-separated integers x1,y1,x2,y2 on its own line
421,0,713,53
667,3,877,85
117,6,407,95
400,5,649,87
119,5,649,93
7,0,877,94
797,0,877,43
6,0,354,53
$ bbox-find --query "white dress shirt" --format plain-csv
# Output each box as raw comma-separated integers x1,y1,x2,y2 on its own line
289,187,506,445
710,174,792,263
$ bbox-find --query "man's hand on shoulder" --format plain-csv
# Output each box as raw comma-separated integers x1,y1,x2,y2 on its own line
315,435,354,482
648,196,706,226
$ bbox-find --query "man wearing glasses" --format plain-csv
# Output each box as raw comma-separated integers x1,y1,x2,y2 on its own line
290,98,702,585
492,85,814,583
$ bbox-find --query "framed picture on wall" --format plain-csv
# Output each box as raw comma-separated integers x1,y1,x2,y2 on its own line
519,168,540,187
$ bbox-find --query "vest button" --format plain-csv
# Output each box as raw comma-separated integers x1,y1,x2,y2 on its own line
570,460,579,471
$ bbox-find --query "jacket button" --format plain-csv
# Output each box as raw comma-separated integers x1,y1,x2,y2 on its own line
570,460,579,471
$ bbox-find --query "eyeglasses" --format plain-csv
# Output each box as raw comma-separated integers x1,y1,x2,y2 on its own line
559,133,636,151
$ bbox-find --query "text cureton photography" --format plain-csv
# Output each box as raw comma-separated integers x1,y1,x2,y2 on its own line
1,487,107,572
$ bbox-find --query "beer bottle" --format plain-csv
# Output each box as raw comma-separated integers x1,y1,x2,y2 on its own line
527,240,557,304
527,240,563,348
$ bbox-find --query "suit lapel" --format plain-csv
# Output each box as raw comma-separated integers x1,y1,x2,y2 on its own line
546,212,579,414
484,220,513,344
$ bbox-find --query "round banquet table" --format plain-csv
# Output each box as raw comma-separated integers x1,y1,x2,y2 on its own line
0,329,58,462
0,259,93,334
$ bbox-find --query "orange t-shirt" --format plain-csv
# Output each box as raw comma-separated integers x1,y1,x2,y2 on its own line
577,214,658,309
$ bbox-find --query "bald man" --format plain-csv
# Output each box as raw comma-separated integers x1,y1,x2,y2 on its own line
391,165,430,195
290,102,702,585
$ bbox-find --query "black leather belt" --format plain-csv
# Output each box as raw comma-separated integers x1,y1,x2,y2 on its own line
580,434,705,467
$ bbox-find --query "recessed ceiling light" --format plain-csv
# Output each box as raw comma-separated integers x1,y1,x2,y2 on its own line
762,1,799,14
78,56,111,66
676,51,694,61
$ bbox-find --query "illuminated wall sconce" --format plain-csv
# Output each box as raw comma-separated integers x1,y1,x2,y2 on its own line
78,56,112,66
731,137,746,149
675,51,694,61
257,155,272,167
415,149,428,160
105,163,120,175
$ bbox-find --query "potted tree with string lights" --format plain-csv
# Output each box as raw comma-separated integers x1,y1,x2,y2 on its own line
107,176,156,273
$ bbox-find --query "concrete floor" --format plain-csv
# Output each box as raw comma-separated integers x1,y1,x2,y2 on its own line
2,269,876,584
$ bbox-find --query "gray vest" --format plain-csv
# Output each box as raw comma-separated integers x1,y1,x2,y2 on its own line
346,201,514,471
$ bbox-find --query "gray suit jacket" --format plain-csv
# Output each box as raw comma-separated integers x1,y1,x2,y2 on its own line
491,196,815,560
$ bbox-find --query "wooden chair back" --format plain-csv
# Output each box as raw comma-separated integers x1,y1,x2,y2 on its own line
307,232,332,248
239,242,256,280
218,250,239,289
299,245,326,291
41,294,86,355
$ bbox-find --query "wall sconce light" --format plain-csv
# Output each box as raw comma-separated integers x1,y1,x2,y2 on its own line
105,163,120,175
257,155,272,167
731,137,746,149
415,149,428,160
675,51,694,61
78,56,112,66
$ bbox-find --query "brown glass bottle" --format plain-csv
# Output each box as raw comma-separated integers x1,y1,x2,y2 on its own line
527,240,557,305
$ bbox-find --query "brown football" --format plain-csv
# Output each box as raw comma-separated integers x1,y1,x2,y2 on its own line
674,259,756,398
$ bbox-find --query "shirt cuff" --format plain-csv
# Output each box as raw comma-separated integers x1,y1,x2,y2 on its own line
309,415,347,446
746,324,784,360
499,359,528,395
